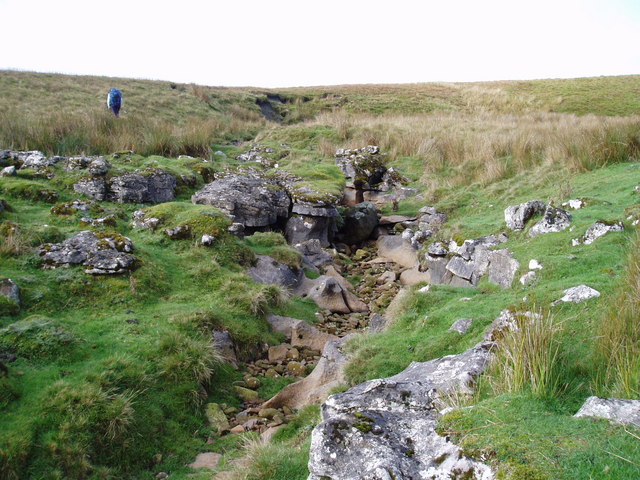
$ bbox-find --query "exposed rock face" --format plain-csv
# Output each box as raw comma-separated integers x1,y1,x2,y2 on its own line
0,279,20,307
529,206,572,237
192,174,290,227
504,200,547,230
574,396,640,427
307,342,495,480
285,215,335,247
552,284,600,305
338,202,379,244
336,146,416,207
74,169,176,203
108,170,176,203
420,234,517,289
37,231,136,275
248,255,303,289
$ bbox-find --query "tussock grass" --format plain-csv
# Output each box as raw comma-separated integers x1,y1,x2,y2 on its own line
595,235,640,398
487,308,562,399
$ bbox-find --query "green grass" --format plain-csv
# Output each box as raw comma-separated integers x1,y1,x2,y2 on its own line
440,394,640,480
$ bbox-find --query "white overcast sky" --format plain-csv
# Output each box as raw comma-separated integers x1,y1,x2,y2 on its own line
1,0,639,88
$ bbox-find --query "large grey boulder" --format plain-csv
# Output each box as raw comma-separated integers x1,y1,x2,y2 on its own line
307,342,495,480
108,170,176,203
285,215,334,247
338,202,379,244
73,177,109,201
74,170,176,203
529,206,571,237
37,231,136,275
248,255,303,289
192,174,290,227
574,396,640,427
504,200,547,230
487,249,520,289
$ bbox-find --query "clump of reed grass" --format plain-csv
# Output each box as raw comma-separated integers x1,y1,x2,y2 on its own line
487,307,562,399
595,235,640,398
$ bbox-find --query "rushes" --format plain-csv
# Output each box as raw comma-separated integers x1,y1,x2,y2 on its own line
488,308,562,399
595,235,640,398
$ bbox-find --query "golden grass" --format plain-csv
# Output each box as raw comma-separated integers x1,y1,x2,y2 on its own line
310,110,640,187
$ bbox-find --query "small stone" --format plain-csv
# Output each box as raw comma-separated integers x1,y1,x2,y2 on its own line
286,361,306,377
553,285,600,305
205,403,230,434
265,368,279,377
529,259,543,270
234,386,259,402
450,318,473,334
245,377,261,389
230,425,245,434
155,473,168,479
258,408,280,419
519,271,537,286
286,348,300,360
201,234,216,246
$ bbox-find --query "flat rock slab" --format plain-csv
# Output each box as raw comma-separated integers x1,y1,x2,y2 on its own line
574,396,640,427
379,215,417,225
190,452,222,470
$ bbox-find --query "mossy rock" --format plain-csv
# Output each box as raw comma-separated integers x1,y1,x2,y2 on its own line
0,178,58,203
0,316,76,360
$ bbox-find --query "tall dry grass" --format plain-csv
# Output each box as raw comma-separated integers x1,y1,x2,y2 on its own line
312,110,640,187
0,108,263,158
595,235,640,398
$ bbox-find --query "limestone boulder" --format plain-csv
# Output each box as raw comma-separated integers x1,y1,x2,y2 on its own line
248,255,303,289
553,284,600,305
582,220,624,245
337,202,379,245
0,279,20,307
487,249,520,289
307,342,495,480
37,231,136,275
266,314,338,352
529,206,571,237
294,239,334,271
574,396,640,427
504,200,547,230
192,173,290,227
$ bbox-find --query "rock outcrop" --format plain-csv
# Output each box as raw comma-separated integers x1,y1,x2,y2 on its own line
574,396,640,427
192,173,290,227
504,200,546,230
529,205,572,237
37,231,136,275
307,342,495,480
74,169,176,203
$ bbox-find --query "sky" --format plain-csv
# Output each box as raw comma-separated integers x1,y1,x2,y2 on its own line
1,0,639,88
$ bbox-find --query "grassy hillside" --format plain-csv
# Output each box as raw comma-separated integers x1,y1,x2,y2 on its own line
1,70,639,479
